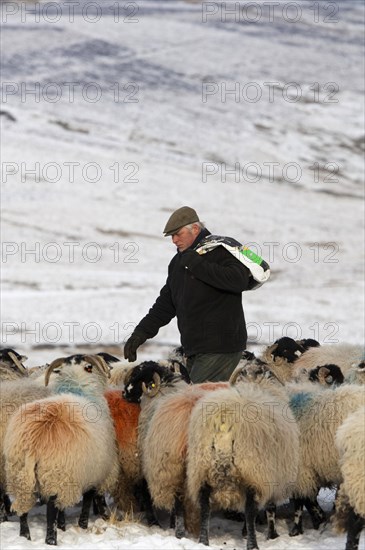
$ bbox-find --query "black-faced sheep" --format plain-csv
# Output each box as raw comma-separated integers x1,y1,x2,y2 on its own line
141,379,229,538
332,406,365,550
186,364,299,550
4,354,119,545
293,344,364,379
287,383,365,536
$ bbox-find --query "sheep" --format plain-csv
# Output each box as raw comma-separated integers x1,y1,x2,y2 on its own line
0,375,54,522
103,389,144,516
140,378,229,538
287,382,365,536
186,364,300,550
103,361,189,525
4,354,119,545
293,344,364,379
232,361,329,532
332,406,365,550
0,348,28,381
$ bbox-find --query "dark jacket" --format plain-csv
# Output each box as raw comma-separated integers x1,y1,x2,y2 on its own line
134,229,250,356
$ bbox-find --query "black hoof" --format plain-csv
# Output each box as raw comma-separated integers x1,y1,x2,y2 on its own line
312,516,326,530
199,536,209,546
0,514,8,523
267,530,279,539
289,525,303,537
147,517,160,527
175,528,185,539
78,518,88,529
45,535,57,545
20,527,31,540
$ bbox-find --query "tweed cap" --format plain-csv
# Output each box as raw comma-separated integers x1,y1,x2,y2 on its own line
163,206,200,236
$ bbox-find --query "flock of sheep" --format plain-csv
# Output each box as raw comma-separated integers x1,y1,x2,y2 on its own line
0,338,364,550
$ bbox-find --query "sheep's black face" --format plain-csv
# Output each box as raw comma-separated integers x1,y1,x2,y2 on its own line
272,337,305,363
309,364,344,386
241,350,256,361
298,338,320,351
123,361,176,403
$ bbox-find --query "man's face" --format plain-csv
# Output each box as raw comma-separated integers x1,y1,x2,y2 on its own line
171,225,200,252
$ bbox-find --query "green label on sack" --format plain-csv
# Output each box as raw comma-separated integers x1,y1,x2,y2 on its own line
240,247,263,265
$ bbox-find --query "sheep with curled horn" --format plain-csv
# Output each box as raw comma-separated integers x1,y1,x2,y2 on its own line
4,354,119,545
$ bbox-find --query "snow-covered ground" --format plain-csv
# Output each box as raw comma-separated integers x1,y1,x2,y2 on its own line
1,0,364,548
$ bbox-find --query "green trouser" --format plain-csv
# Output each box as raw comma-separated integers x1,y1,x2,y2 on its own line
186,351,242,384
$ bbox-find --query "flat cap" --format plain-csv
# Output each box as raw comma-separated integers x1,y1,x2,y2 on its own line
163,206,200,236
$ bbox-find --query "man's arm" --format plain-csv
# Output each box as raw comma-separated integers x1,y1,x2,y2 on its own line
135,282,176,339
182,249,250,293
124,281,176,361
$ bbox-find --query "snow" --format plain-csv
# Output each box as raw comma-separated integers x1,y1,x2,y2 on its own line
1,0,364,548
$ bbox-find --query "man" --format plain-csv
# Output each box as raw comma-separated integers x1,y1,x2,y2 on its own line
123,206,251,383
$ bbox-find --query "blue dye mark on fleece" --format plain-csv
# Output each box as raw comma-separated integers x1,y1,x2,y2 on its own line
55,380,84,397
289,392,314,418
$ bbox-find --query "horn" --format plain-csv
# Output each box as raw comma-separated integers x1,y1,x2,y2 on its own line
229,366,242,385
141,372,161,398
45,357,67,386
266,369,285,386
83,355,111,378
8,351,28,375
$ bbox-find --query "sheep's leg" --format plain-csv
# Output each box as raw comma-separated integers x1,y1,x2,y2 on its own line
199,483,211,546
245,488,259,550
45,495,58,545
345,507,364,550
78,488,96,529
241,515,247,537
289,498,304,536
19,513,31,540
0,490,8,522
173,494,185,539
303,497,326,529
170,508,176,529
139,478,160,527
93,493,110,520
266,502,279,539
57,510,66,531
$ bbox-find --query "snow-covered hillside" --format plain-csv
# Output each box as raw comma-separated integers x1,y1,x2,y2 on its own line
1,0,364,548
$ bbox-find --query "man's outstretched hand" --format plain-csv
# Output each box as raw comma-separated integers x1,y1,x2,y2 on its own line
124,333,146,362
